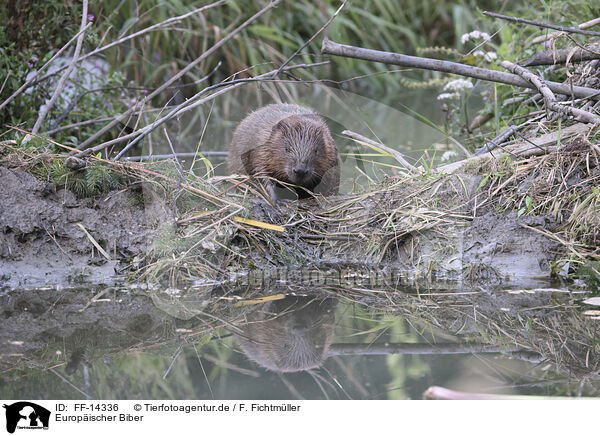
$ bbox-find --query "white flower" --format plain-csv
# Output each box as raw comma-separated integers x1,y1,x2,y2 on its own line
443,79,474,93
461,30,491,44
484,51,497,61
473,50,497,62
437,92,460,100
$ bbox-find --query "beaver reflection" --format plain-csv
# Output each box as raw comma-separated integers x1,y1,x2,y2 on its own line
235,297,337,372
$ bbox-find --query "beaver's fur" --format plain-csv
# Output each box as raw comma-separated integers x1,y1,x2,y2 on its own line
227,103,340,200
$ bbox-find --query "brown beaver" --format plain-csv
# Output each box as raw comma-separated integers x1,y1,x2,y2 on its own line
227,103,340,200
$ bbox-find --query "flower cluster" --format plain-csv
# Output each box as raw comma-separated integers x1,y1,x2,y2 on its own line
460,30,491,44
473,50,497,62
443,79,473,93
437,92,459,101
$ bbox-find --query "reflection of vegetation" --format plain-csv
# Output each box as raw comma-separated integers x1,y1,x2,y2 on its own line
1,282,599,399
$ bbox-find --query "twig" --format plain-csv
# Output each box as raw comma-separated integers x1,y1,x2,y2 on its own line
321,39,600,100
341,130,419,174
76,0,281,152
522,43,600,66
29,1,227,89
500,60,600,124
102,62,327,160
273,0,347,76
28,0,89,139
0,23,92,112
482,11,600,37
122,152,228,162
531,17,600,44
474,125,519,156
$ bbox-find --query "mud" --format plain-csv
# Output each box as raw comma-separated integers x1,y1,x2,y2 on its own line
0,167,170,289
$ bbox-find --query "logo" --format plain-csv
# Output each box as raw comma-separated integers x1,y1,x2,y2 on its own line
3,402,50,434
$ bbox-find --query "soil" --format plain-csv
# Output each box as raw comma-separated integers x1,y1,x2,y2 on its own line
0,166,171,289
0,163,564,288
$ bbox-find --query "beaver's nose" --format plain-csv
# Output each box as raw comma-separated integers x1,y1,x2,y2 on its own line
293,165,309,179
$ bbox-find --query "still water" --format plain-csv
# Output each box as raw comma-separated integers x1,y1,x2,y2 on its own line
2,279,598,400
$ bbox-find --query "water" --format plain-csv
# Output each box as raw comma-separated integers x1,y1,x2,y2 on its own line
2,281,598,400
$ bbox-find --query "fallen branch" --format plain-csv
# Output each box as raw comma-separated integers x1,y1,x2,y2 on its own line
341,130,419,174
500,60,600,124
438,123,592,174
482,11,600,37
522,43,600,66
321,38,600,100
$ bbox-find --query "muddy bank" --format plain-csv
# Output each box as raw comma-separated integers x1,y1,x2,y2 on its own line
0,167,171,289
0,163,564,287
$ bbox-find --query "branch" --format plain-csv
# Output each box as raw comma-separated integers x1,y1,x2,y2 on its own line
28,1,227,89
482,11,600,37
340,130,419,174
0,23,92,112
76,0,281,151
522,43,600,66
531,17,600,44
500,61,600,124
321,39,600,100
28,0,89,138
122,152,228,162
76,62,327,160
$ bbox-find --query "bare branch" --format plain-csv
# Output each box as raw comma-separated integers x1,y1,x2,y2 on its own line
28,0,89,139
0,23,92,112
76,0,282,152
79,62,327,160
500,61,600,124
482,11,600,37
522,43,600,66
531,17,600,44
341,130,419,174
321,38,600,100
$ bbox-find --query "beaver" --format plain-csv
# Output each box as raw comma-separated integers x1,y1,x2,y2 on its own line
234,297,337,373
227,103,340,200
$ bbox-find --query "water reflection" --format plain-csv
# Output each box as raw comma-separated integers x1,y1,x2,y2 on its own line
234,297,336,373
0,282,599,399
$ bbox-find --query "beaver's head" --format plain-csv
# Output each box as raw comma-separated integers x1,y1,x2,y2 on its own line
263,114,337,190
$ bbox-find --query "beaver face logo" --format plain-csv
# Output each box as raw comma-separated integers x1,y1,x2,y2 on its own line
3,402,51,433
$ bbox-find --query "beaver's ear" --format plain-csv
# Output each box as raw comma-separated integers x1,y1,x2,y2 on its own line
273,116,300,134
241,148,255,175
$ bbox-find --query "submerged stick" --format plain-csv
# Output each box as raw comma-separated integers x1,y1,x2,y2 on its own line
423,386,582,400
321,38,600,100
328,343,521,356
482,11,600,37
500,61,600,124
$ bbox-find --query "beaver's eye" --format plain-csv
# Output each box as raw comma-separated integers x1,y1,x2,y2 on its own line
284,146,290,152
